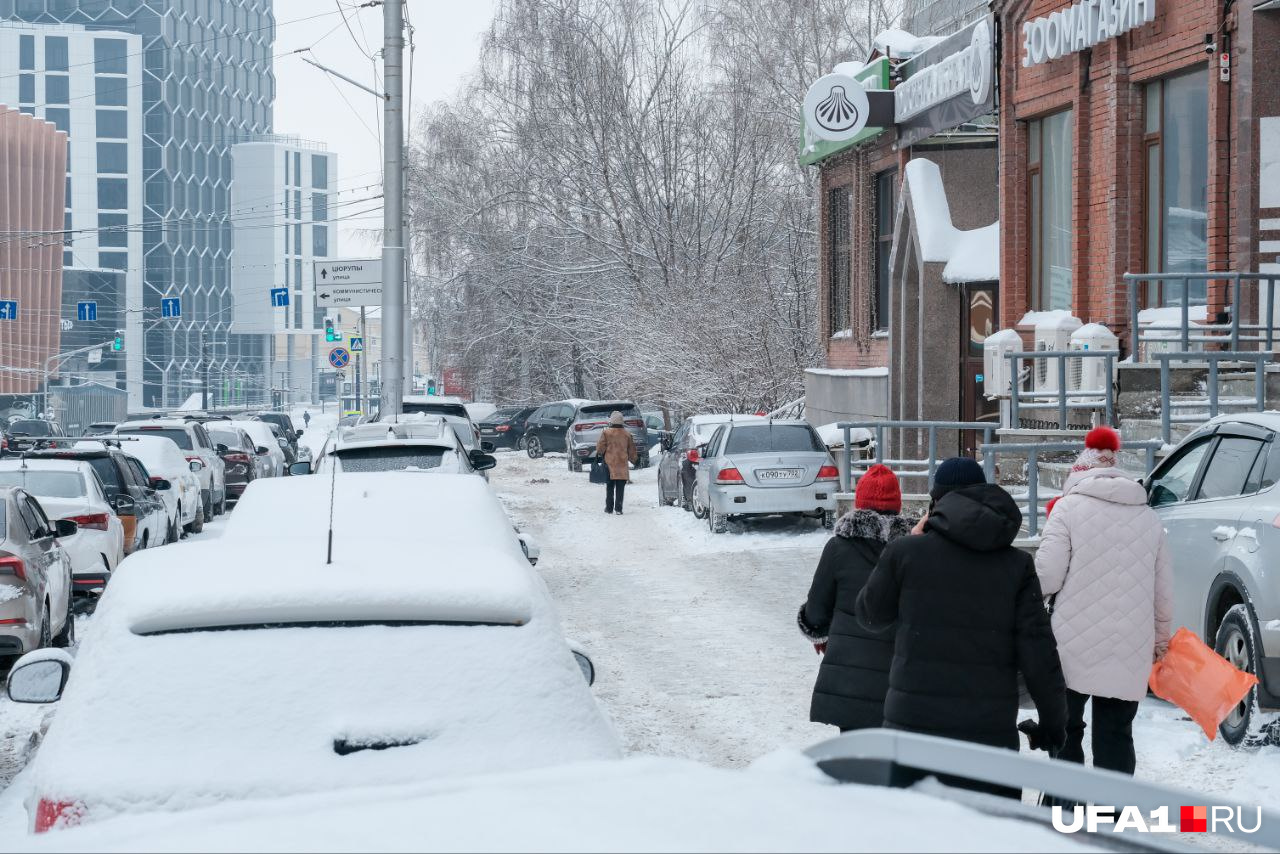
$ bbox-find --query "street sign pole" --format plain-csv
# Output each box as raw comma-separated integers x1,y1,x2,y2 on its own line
359,306,368,414
381,0,405,418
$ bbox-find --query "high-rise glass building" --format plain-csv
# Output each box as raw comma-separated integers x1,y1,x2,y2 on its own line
0,0,275,408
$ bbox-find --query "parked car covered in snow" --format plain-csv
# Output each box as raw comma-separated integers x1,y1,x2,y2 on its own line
0,460,125,596
1144,412,1280,744
0,486,76,660
113,419,226,518
230,420,284,479
114,435,203,538
203,424,260,505
301,418,496,477
2,419,66,456
658,414,765,511
5,472,619,833
692,420,839,533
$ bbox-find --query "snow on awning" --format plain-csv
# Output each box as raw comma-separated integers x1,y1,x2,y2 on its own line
902,158,999,284
871,28,944,60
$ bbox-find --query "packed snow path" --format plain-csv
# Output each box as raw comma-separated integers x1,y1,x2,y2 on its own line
492,451,832,766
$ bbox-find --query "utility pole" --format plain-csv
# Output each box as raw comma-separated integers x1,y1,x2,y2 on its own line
359,306,368,413
379,0,405,419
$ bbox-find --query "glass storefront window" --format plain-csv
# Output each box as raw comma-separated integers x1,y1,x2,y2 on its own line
1028,110,1073,311
874,170,896,332
827,186,851,337
1144,68,1209,306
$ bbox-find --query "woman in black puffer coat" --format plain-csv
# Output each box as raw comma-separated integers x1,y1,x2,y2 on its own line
798,464,915,731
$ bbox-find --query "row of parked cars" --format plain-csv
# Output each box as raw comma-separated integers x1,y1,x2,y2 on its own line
0,410,308,669
476,401,665,470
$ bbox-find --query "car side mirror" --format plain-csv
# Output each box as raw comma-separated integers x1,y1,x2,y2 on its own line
6,651,72,704
256,446,271,456
54,519,78,538
278,438,289,448
572,651,595,686
189,460,204,473
288,461,313,476
468,450,497,472
697,444,710,458
216,443,229,454
150,478,171,491
480,440,496,453
112,494,136,514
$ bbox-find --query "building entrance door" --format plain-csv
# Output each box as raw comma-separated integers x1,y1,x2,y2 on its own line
960,284,999,458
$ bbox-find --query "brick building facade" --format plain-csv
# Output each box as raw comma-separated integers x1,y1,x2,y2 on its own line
993,0,1280,339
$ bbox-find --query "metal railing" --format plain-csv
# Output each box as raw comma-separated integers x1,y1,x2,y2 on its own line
1125,271,1280,358
835,420,997,495
1007,350,1118,430
981,440,1163,538
1154,351,1270,445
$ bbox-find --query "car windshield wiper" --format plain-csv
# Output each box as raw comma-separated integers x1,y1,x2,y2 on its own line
135,619,525,636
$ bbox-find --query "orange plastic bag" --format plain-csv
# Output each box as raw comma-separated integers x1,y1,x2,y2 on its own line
1149,627,1258,740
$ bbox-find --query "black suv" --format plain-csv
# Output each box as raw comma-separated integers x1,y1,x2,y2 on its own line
478,407,537,451
523,401,576,458
3,418,66,456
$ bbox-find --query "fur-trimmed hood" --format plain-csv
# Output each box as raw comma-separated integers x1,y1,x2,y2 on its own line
833,508,916,543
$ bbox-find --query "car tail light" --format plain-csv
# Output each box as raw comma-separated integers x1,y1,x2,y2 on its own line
34,799,84,833
816,465,840,482
223,452,251,464
686,449,700,464
66,513,109,531
574,421,605,433
716,467,745,484
625,419,644,428
0,618,28,626
495,424,510,432
0,556,25,580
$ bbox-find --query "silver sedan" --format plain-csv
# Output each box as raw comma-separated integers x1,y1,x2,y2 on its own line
691,420,839,533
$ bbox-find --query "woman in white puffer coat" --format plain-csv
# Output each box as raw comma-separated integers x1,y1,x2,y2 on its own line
1035,426,1173,775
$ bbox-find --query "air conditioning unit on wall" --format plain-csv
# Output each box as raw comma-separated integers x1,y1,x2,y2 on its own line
1068,323,1118,393
983,329,1023,399
1033,314,1081,392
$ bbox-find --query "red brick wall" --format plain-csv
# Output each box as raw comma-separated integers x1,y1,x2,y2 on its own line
816,135,899,370
995,0,1244,342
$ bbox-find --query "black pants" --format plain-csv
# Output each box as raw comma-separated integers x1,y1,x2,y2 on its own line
1059,689,1140,774
606,479,626,512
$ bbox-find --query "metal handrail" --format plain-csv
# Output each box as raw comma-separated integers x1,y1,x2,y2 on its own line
1124,271,1280,357
1153,351,1271,445
1006,350,1117,430
981,440,1163,538
835,420,996,494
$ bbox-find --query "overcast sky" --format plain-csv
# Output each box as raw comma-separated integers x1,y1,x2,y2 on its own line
272,0,497,254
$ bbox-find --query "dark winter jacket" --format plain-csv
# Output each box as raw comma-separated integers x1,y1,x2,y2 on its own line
798,509,916,731
855,483,1068,750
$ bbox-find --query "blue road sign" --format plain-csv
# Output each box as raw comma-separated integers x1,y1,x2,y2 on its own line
77,301,98,322
349,336,364,352
161,297,182,319
328,347,351,369
270,287,289,307
0,300,16,320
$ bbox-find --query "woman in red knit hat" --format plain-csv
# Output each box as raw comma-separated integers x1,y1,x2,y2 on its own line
797,464,917,731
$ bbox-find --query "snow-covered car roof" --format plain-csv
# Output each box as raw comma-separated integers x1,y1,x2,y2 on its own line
331,418,452,451
23,753,1090,851
689,413,766,426
1194,411,1280,434
0,458,90,473
112,434,190,472
403,395,466,406
115,418,196,430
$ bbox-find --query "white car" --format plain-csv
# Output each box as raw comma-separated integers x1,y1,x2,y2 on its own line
114,436,202,538
113,419,227,518
6,472,620,833
0,460,125,596
230,419,284,478
306,418,495,477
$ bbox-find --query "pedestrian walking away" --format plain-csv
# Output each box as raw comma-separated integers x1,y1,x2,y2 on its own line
596,411,638,514
856,457,1068,797
303,410,311,428
797,464,916,732
1034,426,1173,776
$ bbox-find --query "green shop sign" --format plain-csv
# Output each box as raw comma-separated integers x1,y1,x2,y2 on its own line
798,57,891,166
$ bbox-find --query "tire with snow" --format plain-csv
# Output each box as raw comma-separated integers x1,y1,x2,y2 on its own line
52,595,75,649
691,485,708,519
569,454,583,473
184,505,205,535
659,484,676,507
708,505,727,534
37,602,51,650
526,436,544,459
516,435,527,451
822,509,836,530
1215,605,1260,746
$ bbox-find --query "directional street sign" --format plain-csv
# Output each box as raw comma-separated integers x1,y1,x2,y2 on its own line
0,300,16,320
328,347,351,369
161,297,182,318
349,336,364,352
77,301,98,322
270,287,290,307
313,259,382,307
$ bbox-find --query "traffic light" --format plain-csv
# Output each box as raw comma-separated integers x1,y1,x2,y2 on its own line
324,317,336,342
111,336,123,352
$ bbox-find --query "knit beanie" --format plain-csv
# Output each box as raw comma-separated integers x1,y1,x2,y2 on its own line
609,411,624,426
855,464,902,514
930,456,986,502
1073,426,1121,472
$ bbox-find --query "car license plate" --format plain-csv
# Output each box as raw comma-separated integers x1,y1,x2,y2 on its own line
757,468,803,481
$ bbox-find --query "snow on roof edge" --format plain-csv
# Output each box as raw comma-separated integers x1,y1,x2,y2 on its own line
902,159,999,284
